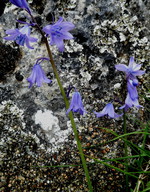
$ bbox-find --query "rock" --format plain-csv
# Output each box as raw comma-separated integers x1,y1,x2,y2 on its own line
0,0,149,191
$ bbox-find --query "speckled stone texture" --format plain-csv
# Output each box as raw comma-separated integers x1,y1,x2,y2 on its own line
0,0,149,191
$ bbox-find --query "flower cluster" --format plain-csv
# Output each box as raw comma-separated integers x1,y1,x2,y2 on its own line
66,57,145,117
119,80,142,111
4,1,74,90
115,57,145,85
4,1,145,119
4,1,74,52
115,57,145,111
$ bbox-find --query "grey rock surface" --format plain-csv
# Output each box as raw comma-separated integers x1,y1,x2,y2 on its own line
0,0,149,191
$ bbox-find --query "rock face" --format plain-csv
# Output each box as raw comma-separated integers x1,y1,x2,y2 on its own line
0,0,149,191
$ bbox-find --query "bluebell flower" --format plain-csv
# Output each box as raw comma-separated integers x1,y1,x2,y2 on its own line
120,93,142,111
43,17,75,52
127,80,138,100
66,91,86,115
120,79,142,111
27,61,52,88
4,25,37,49
115,57,145,85
94,103,122,119
9,0,31,14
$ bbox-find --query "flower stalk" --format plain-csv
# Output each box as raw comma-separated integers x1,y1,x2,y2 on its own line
123,111,129,192
44,37,93,192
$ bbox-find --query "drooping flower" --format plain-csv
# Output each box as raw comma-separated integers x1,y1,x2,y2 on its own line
66,91,86,115
4,25,37,49
115,57,145,85
120,79,142,111
127,80,138,100
9,0,31,14
43,17,75,52
120,93,142,111
27,58,52,88
94,103,122,119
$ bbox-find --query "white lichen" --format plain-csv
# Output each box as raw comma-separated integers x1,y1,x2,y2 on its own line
34,109,72,152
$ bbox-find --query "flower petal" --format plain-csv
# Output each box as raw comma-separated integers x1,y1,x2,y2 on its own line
28,36,38,42
25,38,34,49
127,80,138,100
132,64,142,71
5,29,19,35
4,35,17,41
107,103,115,118
94,111,105,118
43,25,52,34
115,64,128,72
125,93,133,108
54,17,63,25
128,57,135,68
66,107,72,114
61,32,74,40
114,112,123,118
60,22,75,30
54,38,65,52
132,70,145,76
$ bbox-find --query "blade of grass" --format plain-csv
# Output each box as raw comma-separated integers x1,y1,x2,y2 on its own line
102,154,147,162
108,131,150,143
98,127,150,157
141,187,150,192
139,123,150,168
86,155,138,179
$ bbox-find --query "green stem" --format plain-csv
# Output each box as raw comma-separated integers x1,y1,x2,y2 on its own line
123,111,129,192
44,38,93,192
44,39,68,107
